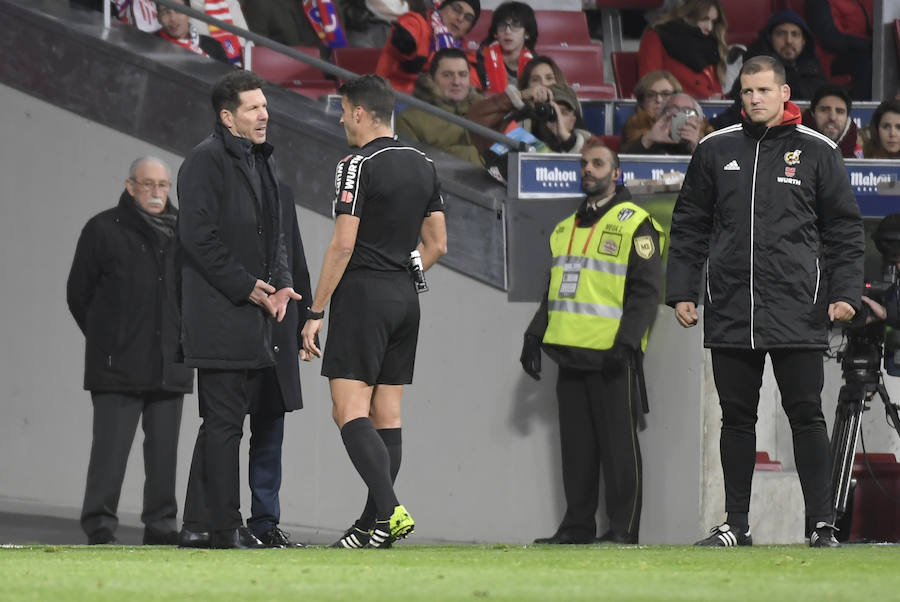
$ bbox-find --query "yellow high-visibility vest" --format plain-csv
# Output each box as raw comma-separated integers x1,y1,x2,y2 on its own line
543,202,665,352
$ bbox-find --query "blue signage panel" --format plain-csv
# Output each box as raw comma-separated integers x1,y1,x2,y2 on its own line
514,154,900,216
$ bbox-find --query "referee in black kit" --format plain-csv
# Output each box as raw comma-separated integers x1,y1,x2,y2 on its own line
301,74,447,549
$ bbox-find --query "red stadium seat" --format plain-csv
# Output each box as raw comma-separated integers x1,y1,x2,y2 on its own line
895,20,900,66
462,9,493,52
248,45,336,99
718,0,770,46
611,51,638,98
534,10,592,46
598,134,620,152
815,44,852,88
331,47,382,82
536,44,605,89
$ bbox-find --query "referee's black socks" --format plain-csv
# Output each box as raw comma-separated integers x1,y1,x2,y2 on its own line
356,428,403,530
341,418,399,521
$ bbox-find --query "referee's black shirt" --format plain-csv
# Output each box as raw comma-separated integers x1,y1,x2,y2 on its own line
333,137,445,272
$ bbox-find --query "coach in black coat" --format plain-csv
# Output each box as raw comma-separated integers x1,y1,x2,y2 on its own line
67,156,193,545
177,71,302,548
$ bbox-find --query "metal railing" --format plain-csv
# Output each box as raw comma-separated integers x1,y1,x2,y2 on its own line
153,0,526,151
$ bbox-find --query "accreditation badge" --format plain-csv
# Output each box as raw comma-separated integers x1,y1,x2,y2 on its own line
634,235,655,259
558,258,586,298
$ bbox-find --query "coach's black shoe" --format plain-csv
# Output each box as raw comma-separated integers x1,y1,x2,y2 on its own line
258,526,306,548
178,527,210,548
331,525,371,549
694,523,752,547
87,528,118,545
809,522,840,548
210,527,265,549
143,528,179,546
595,530,638,545
533,532,594,545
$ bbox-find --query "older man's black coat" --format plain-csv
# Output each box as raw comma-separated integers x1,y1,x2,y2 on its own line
67,192,194,393
177,123,292,370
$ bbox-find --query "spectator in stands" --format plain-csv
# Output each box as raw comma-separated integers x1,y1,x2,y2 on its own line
620,92,713,155
395,48,485,164
518,55,567,89
156,0,229,62
474,2,537,95
712,11,828,128
343,0,408,48
67,156,193,546
622,70,683,148
188,0,248,64
807,0,873,100
376,0,481,94
467,81,591,155
115,0,162,32
861,100,900,160
244,0,349,56
638,0,727,99
801,85,862,158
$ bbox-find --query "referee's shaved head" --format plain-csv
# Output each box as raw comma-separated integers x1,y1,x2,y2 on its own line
339,75,395,125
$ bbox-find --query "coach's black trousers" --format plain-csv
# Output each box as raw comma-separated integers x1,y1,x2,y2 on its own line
555,365,642,541
711,348,833,526
183,369,265,533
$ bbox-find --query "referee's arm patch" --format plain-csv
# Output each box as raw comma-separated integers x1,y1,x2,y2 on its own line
634,235,655,259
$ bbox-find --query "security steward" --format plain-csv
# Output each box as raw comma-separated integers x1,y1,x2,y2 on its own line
522,139,664,545
301,74,447,549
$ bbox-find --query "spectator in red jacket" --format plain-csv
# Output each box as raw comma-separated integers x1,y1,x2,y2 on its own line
474,2,537,94
638,0,727,99
807,0,873,100
375,0,481,94
517,55,567,89
862,100,900,160
801,85,862,158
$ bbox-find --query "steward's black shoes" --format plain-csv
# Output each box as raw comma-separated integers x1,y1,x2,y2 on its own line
258,526,305,548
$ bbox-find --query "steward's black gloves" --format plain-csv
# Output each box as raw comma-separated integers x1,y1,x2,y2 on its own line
603,341,635,374
520,334,542,380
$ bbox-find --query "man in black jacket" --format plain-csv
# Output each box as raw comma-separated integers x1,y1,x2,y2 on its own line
667,56,864,548
67,156,194,546
521,140,664,545
177,70,303,549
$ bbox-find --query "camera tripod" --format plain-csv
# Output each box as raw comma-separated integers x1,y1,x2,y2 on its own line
830,335,900,520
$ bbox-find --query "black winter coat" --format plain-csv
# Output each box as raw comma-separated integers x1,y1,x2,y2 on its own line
666,104,864,349
177,123,292,369
264,183,312,412
67,192,194,393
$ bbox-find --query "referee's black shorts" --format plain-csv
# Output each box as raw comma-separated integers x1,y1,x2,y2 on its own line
322,269,420,385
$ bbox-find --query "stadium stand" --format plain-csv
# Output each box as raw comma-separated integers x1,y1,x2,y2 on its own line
536,44,615,99
718,0,771,46
331,47,382,82
611,51,638,98
246,44,336,99
534,10,592,46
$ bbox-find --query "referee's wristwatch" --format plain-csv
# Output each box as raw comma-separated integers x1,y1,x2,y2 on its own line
306,307,325,320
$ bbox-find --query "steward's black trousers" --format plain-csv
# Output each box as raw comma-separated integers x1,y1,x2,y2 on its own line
555,365,642,541
711,348,833,526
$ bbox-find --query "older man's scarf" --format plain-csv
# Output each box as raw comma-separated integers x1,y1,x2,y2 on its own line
203,0,243,64
302,0,348,48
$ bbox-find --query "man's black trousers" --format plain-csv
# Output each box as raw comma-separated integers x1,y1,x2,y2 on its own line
554,365,642,541
711,348,833,526
81,392,183,538
184,368,266,533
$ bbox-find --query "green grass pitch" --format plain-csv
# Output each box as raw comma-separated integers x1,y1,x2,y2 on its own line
2,543,899,601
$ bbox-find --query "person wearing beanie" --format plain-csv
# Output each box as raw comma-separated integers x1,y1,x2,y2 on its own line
801,84,862,158
712,9,829,128
375,0,480,94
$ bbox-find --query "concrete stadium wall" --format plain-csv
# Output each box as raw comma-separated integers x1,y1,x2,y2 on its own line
3,82,899,546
